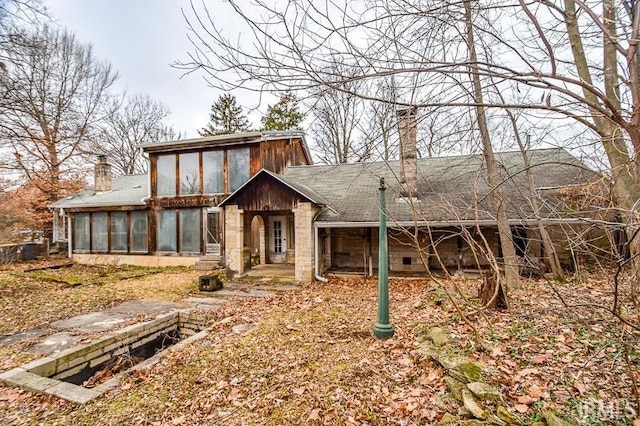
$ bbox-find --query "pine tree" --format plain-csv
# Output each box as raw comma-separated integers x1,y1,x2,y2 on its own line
261,93,304,131
199,94,250,136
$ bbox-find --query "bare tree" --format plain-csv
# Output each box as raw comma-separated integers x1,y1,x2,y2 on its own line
0,25,116,202
95,94,180,176
309,84,369,164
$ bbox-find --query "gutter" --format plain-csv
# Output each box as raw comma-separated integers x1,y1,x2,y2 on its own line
313,217,595,228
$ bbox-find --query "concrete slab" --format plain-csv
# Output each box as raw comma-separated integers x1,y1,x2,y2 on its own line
45,381,100,404
0,328,49,347
51,312,130,333
107,299,182,316
28,332,83,355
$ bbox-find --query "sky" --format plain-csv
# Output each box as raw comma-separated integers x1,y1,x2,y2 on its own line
45,0,267,138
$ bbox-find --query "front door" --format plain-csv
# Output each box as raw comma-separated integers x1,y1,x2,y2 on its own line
269,216,287,263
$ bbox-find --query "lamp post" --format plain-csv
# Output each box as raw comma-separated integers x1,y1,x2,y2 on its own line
373,177,394,339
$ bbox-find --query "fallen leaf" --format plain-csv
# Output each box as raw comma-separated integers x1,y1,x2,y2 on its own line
292,387,305,395
514,404,529,413
532,354,546,364
308,408,321,420
574,380,586,394
528,384,542,400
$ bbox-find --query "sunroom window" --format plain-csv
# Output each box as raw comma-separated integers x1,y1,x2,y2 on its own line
203,150,224,194
130,211,148,252
110,212,128,251
74,213,90,250
157,210,177,252
179,153,200,195
91,212,108,251
157,154,176,196
228,148,250,192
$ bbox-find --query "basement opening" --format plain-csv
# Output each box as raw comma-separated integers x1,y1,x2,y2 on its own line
0,311,208,403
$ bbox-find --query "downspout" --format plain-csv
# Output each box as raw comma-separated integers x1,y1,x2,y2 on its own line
67,214,72,258
313,209,328,282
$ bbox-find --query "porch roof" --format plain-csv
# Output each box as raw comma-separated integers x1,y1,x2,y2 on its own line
281,148,598,224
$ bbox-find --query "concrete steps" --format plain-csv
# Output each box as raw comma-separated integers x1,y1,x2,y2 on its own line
191,255,223,271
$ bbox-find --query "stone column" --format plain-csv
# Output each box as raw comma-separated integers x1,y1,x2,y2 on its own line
258,216,266,265
293,202,319,282
224,205,244,275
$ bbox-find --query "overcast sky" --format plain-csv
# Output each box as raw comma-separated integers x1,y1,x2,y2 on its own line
45,0,266,138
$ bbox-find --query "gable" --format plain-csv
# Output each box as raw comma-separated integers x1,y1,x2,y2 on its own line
220,170,320,211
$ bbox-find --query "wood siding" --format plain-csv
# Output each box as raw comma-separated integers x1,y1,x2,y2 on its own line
230,175,305,212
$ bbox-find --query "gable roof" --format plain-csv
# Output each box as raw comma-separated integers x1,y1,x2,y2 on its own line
50,174,148,209
281,148,597,225
219,169,330,208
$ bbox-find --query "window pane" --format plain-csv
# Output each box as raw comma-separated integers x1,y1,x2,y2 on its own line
203,151,224,194
157,154,176,196
228,148,250,192
130,211,148,252
92,212,108,251
73,213,90,251
111,212,127,251
179,153,200,195
157,210,177,252
180,209,201,253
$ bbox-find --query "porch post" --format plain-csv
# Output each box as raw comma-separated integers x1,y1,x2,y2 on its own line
293,202,319,282
224,205,245,276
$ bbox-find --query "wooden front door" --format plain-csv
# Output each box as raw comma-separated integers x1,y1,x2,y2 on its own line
269,216,287,263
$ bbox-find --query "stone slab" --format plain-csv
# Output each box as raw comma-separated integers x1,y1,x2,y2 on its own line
106,299,182,316
52,312,130,333
45,381,100,404
28,332,83,355
0,328,49,347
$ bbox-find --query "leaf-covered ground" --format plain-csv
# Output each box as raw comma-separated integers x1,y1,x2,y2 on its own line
0,264,638,425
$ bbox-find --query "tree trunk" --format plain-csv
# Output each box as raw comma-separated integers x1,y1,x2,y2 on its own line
464,0,520,298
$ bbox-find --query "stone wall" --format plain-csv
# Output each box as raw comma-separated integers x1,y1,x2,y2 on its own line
293,202,319,282
224,205,245,275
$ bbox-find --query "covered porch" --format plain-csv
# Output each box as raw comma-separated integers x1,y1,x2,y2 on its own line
219,169,324,282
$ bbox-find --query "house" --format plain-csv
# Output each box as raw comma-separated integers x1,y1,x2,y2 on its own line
51,114,601,282
50,131,312,267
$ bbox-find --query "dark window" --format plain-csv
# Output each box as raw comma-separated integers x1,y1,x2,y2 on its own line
403,257,412,265
74,213,90,250
157,154,176,196
179,153,200,195
228,148,250,192
130,211,148,252
203,151,224,194
91,212,108,251
110,212,128,251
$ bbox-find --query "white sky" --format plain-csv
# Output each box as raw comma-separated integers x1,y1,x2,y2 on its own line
45,0,268,138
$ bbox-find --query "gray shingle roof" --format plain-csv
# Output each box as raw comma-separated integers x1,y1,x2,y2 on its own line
50,174,148,209
281,148,596,224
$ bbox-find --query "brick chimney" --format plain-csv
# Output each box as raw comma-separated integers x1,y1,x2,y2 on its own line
94,155,112,192
397,107,418,196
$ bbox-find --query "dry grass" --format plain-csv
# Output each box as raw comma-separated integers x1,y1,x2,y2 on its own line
0,264,637,425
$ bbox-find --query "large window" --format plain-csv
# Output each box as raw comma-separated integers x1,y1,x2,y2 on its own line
72,211,148,254
130,211,148,252
110,212,128,251
74,213,90,250
180,209,201,253
203,150,224,194
157,154,176,196
179,153,200,195
91,213,108,251
157,210,177,252
228,148,250,192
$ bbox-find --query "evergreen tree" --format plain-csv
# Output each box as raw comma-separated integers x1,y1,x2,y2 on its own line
199,93,250,136
261,93,304,131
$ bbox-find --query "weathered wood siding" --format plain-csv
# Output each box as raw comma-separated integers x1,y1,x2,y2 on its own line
231,175,305,212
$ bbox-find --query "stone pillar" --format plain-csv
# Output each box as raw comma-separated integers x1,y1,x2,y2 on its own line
293,202,319,282
224,205,244,275
258,216,266,265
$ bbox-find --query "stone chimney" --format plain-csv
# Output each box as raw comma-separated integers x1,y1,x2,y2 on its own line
94,155,112,192
397,107,418,196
